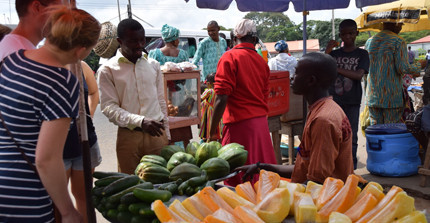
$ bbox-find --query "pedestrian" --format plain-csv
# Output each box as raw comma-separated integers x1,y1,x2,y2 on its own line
408,46,415,64
426,50,430,71
209,19,277,186
148,24,189,65
200,73,222,141
192,20,227,80
0,0,61,60
365,22,422,125
268,40,298,79
0,5,100,222
98,18,170,175
236,52,354,184
325,19,369,170
64,61,102,222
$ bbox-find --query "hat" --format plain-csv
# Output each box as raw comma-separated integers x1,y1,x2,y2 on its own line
161,24,180,42
274,40,288,52
233,19,257,39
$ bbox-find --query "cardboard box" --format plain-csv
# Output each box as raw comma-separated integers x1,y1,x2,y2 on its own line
280,88,305,122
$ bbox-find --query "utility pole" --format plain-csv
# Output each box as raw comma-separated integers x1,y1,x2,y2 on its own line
127,0,132,19
117,0,121,22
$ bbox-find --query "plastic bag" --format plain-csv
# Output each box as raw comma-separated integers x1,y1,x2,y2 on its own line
161,62,181,72
359,105,370,137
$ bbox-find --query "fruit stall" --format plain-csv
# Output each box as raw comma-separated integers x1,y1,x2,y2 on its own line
91,142,428,223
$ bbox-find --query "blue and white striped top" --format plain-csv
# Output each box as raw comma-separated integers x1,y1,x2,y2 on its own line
0,50,79,222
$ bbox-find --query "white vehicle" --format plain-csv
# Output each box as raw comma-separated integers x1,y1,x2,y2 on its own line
144,28,231,59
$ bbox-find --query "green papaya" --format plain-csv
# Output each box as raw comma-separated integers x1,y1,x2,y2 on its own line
160,145,184,161
166,152,197,171
139,155,166,167
169,162,202,181
185,141,200,157
200,157,230,180
217,147,248,171
217,143,245,156
208,141,222,151
134,162,160,175
195,142,218,166
136,165,170,184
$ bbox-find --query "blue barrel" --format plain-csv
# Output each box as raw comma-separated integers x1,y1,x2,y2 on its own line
365,123,421,177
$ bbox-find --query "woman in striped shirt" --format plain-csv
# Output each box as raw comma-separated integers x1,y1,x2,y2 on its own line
0,6,100,222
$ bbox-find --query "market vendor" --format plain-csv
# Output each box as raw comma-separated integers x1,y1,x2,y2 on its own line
236,52,354,184
209,19,277,186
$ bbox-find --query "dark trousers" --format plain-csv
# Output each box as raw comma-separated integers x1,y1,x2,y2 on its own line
338,103,361,169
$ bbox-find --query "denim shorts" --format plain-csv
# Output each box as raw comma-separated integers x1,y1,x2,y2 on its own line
64,142,102,171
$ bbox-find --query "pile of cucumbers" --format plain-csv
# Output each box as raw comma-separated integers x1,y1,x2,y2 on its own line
92,171,172,223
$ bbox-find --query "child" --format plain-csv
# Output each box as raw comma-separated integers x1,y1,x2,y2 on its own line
325,19,370,170
199,73,222,141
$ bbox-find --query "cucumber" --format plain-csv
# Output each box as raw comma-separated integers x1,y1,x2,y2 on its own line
152,218,161,223
95,175,125,187
185,186,194,196
164,183,178,194
92,186,105,197
102,175,140,196
92,195,101,206
93,171,129,179
177,180,190,196
107,182,153,204
188,170,208,187
117,211,133,223
117,203,129,212
120,192,141,205
194,185,205,193
133,188,172,203
139,206,156,217
105,200,119,210
131,215,152,223
106,209,119,221
128,202,150,215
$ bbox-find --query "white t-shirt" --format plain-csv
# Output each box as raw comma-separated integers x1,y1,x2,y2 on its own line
268,52,298,79
0,34,35,60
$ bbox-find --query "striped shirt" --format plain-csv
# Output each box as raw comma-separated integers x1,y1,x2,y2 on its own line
0,50,79,222
365,30,420,108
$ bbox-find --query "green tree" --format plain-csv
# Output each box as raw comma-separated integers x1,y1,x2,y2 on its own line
244,12,301,42
84,50,101,72
305,19,343,50
399,30,430,43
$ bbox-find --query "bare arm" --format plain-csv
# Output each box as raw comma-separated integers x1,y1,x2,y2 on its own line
81,61,99,117
35,118,82,222
337,68,365,81
209,94,228,141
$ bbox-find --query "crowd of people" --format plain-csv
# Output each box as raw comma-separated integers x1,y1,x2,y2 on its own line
0,0,428,222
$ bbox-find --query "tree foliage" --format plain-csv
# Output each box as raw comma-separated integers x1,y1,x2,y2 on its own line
244,12,302,42
305,19,343,51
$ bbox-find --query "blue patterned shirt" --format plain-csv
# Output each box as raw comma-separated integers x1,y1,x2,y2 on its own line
365,30,420,108
192,37,227,80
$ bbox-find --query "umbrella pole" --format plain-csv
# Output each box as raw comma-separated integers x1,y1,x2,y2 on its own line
70,63,97,223
302,0,308,124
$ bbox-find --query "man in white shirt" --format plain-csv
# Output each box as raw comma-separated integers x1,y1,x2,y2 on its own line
0,0,61,60
97,18,170,174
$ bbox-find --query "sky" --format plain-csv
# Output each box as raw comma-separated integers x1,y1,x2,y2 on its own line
0,0,366,30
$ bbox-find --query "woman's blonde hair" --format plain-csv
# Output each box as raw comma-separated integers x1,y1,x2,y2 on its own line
44,5,101,51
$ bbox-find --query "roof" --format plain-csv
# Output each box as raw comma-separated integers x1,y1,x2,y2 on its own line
410,35,430,44
263,39,320,54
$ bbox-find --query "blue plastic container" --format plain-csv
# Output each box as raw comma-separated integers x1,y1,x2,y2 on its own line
365,123,421,177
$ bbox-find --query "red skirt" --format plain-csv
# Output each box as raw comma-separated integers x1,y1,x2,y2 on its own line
222,116,277,186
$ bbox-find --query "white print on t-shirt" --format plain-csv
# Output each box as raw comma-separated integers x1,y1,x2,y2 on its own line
334,56,359,96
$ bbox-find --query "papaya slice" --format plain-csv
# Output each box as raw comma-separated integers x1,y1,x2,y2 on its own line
256,170,280,203
355,185,403,223
216,187,255,209
293,192,317,223
355,183,385,204
305,180,323,204
254,188,290,223
316,174,360,222
152,199,185,223
198,186,240,219
234,206,265,223
182,194,213,220
203,208,242,223
316,177,344,210
393,210,427,223
235,181,257,204
366,192,415,223
169,199,200,223
328,212,352,223
344,193,378,222
278,181,305,216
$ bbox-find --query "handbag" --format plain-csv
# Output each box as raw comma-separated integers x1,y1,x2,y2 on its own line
0,101,62,222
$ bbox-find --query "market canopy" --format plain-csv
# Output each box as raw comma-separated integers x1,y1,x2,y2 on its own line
355,0,430,33
190,0,398,12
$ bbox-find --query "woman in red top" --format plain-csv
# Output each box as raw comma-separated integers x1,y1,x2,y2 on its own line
209,19,277,186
